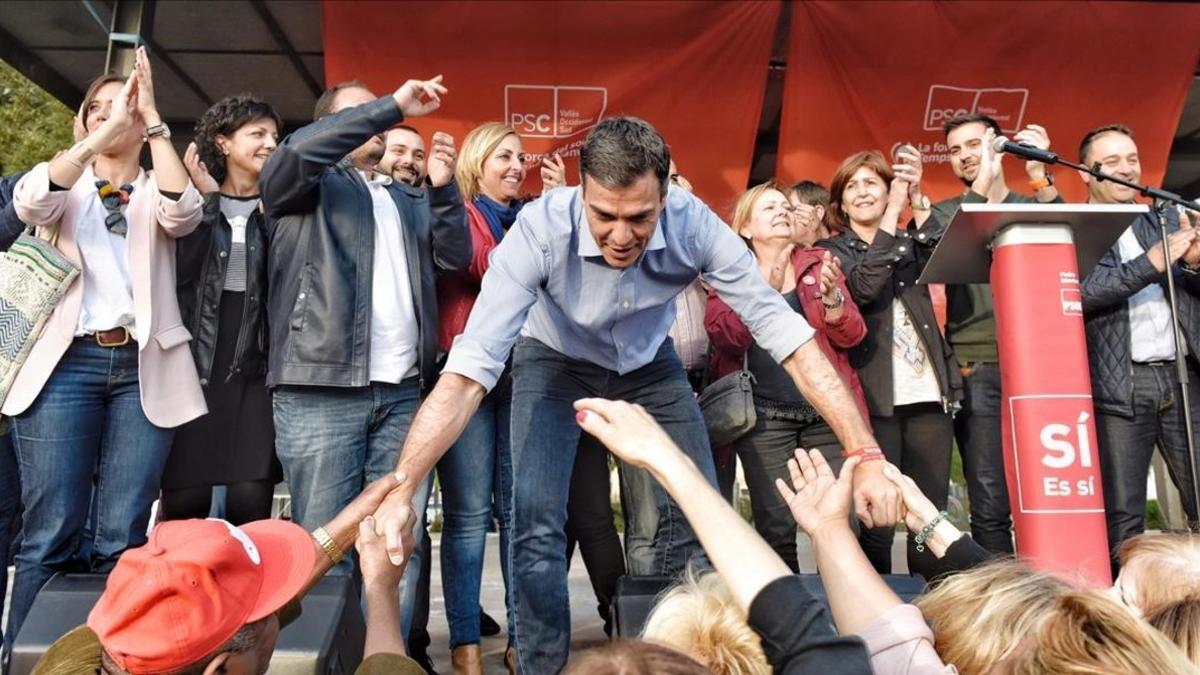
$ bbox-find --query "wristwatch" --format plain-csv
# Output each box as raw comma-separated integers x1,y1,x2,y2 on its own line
911,194,931,211
1030,171,1055,191
144,123,171,140
822,287,845,310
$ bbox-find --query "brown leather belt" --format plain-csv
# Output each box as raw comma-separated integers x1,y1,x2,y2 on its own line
93,327,133,348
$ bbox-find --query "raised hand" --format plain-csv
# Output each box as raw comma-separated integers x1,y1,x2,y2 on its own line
132,46,162,126
973,128,1003,196
891,144,923,199
1014,124,1052,180
541,153,568,193
767,243,797,291
393,75,447,118
574,398,681,472
183,142,220,193
818,251,843,307
775,449,861,536
426,131,457,188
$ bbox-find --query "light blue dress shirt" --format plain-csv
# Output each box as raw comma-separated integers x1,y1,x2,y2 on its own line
443,185,815,391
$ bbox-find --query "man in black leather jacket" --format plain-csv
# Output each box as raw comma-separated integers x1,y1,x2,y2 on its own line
1078,124,1200,569
258,73,469,637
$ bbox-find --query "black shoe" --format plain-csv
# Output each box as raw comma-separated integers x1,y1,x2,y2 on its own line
410,649,439,675
480,606,502,637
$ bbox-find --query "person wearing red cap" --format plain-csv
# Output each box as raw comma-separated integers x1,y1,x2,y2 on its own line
31,474,421,674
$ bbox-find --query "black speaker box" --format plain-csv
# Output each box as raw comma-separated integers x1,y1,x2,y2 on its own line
612,572,927,638
8,574,364,674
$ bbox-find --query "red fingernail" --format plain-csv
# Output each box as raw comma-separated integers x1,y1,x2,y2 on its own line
576,411,587,424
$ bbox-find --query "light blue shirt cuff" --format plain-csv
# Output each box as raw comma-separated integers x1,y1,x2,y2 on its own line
756,310,816,364
442,336,503,393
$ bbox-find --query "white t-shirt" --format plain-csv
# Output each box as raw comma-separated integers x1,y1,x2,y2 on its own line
220,195,258,292
892,300,940,406
360,171,419,383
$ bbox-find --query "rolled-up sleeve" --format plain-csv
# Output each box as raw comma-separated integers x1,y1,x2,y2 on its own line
442,212,548,391
154,180,203,239
697,208,814,363
856,604,957,674
13,163,68,230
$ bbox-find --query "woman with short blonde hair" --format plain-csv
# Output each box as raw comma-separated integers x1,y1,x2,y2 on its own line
1114,532,1200,616
642,570,770,675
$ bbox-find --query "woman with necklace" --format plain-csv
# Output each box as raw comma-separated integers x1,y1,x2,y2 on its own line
3,47,205,653
162,94,283,525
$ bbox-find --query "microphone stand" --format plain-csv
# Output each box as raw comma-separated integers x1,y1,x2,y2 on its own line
1018,148,1200,530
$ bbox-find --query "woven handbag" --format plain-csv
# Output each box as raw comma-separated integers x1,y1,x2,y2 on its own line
0,225,79,404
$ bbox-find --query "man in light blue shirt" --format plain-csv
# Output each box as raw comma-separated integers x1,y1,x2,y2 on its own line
374,118,898,672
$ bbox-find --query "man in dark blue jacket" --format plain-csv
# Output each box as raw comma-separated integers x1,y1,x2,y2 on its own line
258,76,469,636
1079,123,1200,569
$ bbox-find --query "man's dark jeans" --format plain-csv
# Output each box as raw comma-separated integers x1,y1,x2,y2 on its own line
508,337,716,674
1098,361,1200,569
954,362,1014,554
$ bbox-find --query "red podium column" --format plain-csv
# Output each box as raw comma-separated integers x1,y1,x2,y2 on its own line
990,224,1112,587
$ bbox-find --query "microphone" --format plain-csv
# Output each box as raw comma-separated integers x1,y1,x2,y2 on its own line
991,136,1060,165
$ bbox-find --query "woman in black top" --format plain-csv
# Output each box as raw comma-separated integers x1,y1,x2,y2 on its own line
820,150,961,580
161,95,282,524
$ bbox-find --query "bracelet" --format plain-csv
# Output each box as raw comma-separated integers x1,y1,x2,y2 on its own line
842,445,882,458
822,287,845,310
858,452,886,464
914,510,949,553
312,526,343,564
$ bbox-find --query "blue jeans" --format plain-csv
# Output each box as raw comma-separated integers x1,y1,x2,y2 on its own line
0,425,18,657
509,337,716,674
954,362,1014,554
438,373,514,648
272,379,430,636
4,340,173,654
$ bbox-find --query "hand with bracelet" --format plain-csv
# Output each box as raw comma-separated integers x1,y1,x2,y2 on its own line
881,464,964,559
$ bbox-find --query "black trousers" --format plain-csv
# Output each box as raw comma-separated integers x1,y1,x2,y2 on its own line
954,363,1014,554
867,402,954,579
1097,361,1200,572
565,434,625,630
732,413,842,572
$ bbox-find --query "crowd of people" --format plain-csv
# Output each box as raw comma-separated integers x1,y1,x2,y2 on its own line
0,48,1198,674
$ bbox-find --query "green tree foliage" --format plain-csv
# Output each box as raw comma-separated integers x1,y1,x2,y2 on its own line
0,60,74,175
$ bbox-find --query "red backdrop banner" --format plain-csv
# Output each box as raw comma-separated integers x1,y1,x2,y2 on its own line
322,0,781,215
776,1,1200,204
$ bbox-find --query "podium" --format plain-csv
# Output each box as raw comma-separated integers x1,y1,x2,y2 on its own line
919,203,1147,587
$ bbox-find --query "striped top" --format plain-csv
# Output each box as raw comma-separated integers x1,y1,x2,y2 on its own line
219,195,258,292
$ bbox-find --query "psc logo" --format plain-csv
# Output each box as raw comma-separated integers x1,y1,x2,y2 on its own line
1009,395,1104,514
504,85,608,139
923,85,1029,133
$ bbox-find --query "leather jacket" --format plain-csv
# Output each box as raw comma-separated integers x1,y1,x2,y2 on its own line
176,193,269,385
821,219,962,417
1082,208,1200,416
259,96,470,391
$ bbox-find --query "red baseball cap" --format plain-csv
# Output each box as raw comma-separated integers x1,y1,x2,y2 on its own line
87,518,315,674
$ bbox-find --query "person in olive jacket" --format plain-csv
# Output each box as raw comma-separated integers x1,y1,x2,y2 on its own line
820,149,961,581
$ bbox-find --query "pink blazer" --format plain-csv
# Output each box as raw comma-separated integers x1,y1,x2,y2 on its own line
5,162,207,428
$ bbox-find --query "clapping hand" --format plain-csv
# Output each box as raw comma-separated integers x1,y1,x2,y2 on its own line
183,142,220,193
891,144,923,199
541,153,568,193
426,132,457,188
1014,124,1052,181
132,46,162,127
393,75,447,118
973,128,1003,195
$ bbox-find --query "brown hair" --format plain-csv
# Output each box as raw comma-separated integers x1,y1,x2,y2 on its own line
1117,532,1200,616
1146,595,1200,668
1007,590,1194,674
914,559,1069,675
941,113,1002,138
78,73,127,132
313,80,369,121
826,150,893,233
562,640,709,675
1079,123,1135,164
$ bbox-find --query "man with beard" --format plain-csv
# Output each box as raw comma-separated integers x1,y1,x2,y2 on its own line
380,125,430,187
259,78,469,639
920,113,1060,555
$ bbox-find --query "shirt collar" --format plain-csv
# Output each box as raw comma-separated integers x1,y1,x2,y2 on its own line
358,169,393,187
573,192,669,258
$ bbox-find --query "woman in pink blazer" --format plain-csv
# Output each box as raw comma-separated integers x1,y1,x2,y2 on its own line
2,48,205,652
